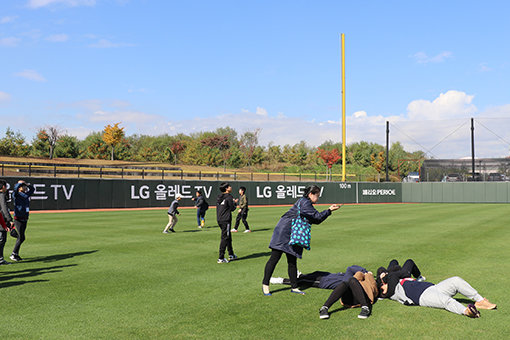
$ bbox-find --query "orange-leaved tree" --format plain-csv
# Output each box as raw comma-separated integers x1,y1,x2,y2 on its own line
102,123,125,160
317,147,342,181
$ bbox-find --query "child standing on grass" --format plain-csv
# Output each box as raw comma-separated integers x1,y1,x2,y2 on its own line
163,194,182,233
231,186,250,233
11,180,34,262
192,190,208,228
216,182,237,263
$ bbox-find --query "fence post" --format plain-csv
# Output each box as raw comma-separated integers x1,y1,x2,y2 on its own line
216,172,219,180
162,169,164,180
54,165,57,177
267,173,270,181
100,167,103,179
299,172,302,182
29,164,32,177
199,171,201,180
77,165,80,178
180,169,183,180
283,173,285,181
314,172,317,182
142,169,145,179
121,168,124,179
251,173,253,181
234,172,237,181
1,163,3,176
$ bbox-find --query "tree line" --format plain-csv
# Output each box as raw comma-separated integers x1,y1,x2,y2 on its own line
0,125,425,178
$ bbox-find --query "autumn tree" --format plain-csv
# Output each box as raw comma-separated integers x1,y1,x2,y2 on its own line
317,147,342,181
102,123,125,161
201,135,231,170
239,128,261,167
170,140,185,165
370,151,385,173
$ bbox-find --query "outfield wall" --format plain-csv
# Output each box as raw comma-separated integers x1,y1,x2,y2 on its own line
1,177,401,210
4,176,510,210
402,182,510,203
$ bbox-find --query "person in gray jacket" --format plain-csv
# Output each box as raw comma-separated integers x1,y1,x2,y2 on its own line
378,259,497,318
0,180,13,265
163,194,182,233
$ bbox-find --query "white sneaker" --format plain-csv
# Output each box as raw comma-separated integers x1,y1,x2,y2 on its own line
217,258,229,264
417,275,426,282
231,229,238,232
270,277,284,284
244,230,251,233
297,270,303,278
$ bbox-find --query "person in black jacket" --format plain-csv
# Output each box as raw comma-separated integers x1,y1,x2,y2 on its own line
192,190,208,228
262,185,341,295
0,180,13,265
11,180,34,261
216,182,237,263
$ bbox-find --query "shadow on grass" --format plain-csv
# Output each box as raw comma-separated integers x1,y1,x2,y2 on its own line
238,251,272,261
0,264,77,288
329,306,349,315
247,228,270,233
181,229,202,233
23,250,98,263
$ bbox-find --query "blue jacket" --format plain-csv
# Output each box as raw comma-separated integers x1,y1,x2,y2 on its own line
319,265,367,289
12,183,34,221
268,197,332,259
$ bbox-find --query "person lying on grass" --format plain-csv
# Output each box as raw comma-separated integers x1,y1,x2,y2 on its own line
377,259,496,318
270,265,378,320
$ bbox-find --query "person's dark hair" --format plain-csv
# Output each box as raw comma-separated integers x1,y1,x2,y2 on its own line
375,266,388,293
0,180,6,188
302,185,321,198
239,186,246,193
219,182,230,193
196,190,202,196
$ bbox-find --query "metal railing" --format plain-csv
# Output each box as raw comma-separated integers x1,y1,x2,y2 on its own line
0,161,387,182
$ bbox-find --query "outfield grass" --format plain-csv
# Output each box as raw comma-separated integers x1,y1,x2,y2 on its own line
1,203,508,339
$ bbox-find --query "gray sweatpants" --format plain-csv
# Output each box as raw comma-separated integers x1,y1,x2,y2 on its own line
419,276,483,315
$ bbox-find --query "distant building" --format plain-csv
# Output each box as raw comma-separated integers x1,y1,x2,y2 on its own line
421,158,510,182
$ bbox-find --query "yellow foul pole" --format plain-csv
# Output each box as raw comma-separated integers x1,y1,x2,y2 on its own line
341,34,346,182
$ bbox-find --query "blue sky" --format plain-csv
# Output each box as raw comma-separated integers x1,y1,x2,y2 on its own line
1,0,510,158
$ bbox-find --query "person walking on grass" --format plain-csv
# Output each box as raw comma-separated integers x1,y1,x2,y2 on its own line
163,194,182,233
231,186,250,233
216,182,237,263
262,185,341,296
11,180,34,262
192,190,208,228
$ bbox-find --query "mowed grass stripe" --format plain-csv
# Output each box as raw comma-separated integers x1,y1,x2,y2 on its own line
1,203,508,339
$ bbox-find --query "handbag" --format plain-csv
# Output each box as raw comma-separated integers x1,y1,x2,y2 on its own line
289,198,311,250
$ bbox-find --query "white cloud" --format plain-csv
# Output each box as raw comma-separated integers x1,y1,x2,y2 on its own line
88,39,134,48
406,90,476,120
0,37,21,47
27,0,96,9
255,107,268,116
0,91,12,103
479,62,492,72
15,69,47,82
412,51,453,64
1,16,18,24
46,33,69,42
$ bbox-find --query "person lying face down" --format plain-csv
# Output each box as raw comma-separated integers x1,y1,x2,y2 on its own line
377,259,497,318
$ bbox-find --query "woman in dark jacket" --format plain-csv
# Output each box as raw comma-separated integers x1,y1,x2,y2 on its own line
262,185,341,295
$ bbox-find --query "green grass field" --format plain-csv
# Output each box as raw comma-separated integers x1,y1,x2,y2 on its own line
1,203,508,339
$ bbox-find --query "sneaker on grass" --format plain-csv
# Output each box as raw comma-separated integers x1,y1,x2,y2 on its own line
358,306,371,319
228,254,238,261
319,306,330,319
10,254,22,262
217,258,229,264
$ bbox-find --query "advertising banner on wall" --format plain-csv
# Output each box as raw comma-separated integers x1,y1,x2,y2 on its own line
1,177,402,210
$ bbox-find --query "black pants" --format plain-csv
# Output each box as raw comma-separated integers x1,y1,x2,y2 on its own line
281,271,329,288
0,229,6,261
262,249,298,288
234,210,249,230
323,277,369,308
388,259,421,278
13,219,27,255
218,222,234,259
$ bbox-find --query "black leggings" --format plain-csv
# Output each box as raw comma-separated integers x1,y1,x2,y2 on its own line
388,259,421,278
262,249,298,288
12,220,27,255
323,277,369,308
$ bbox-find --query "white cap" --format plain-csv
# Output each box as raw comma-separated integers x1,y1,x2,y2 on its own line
175,193,182,199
